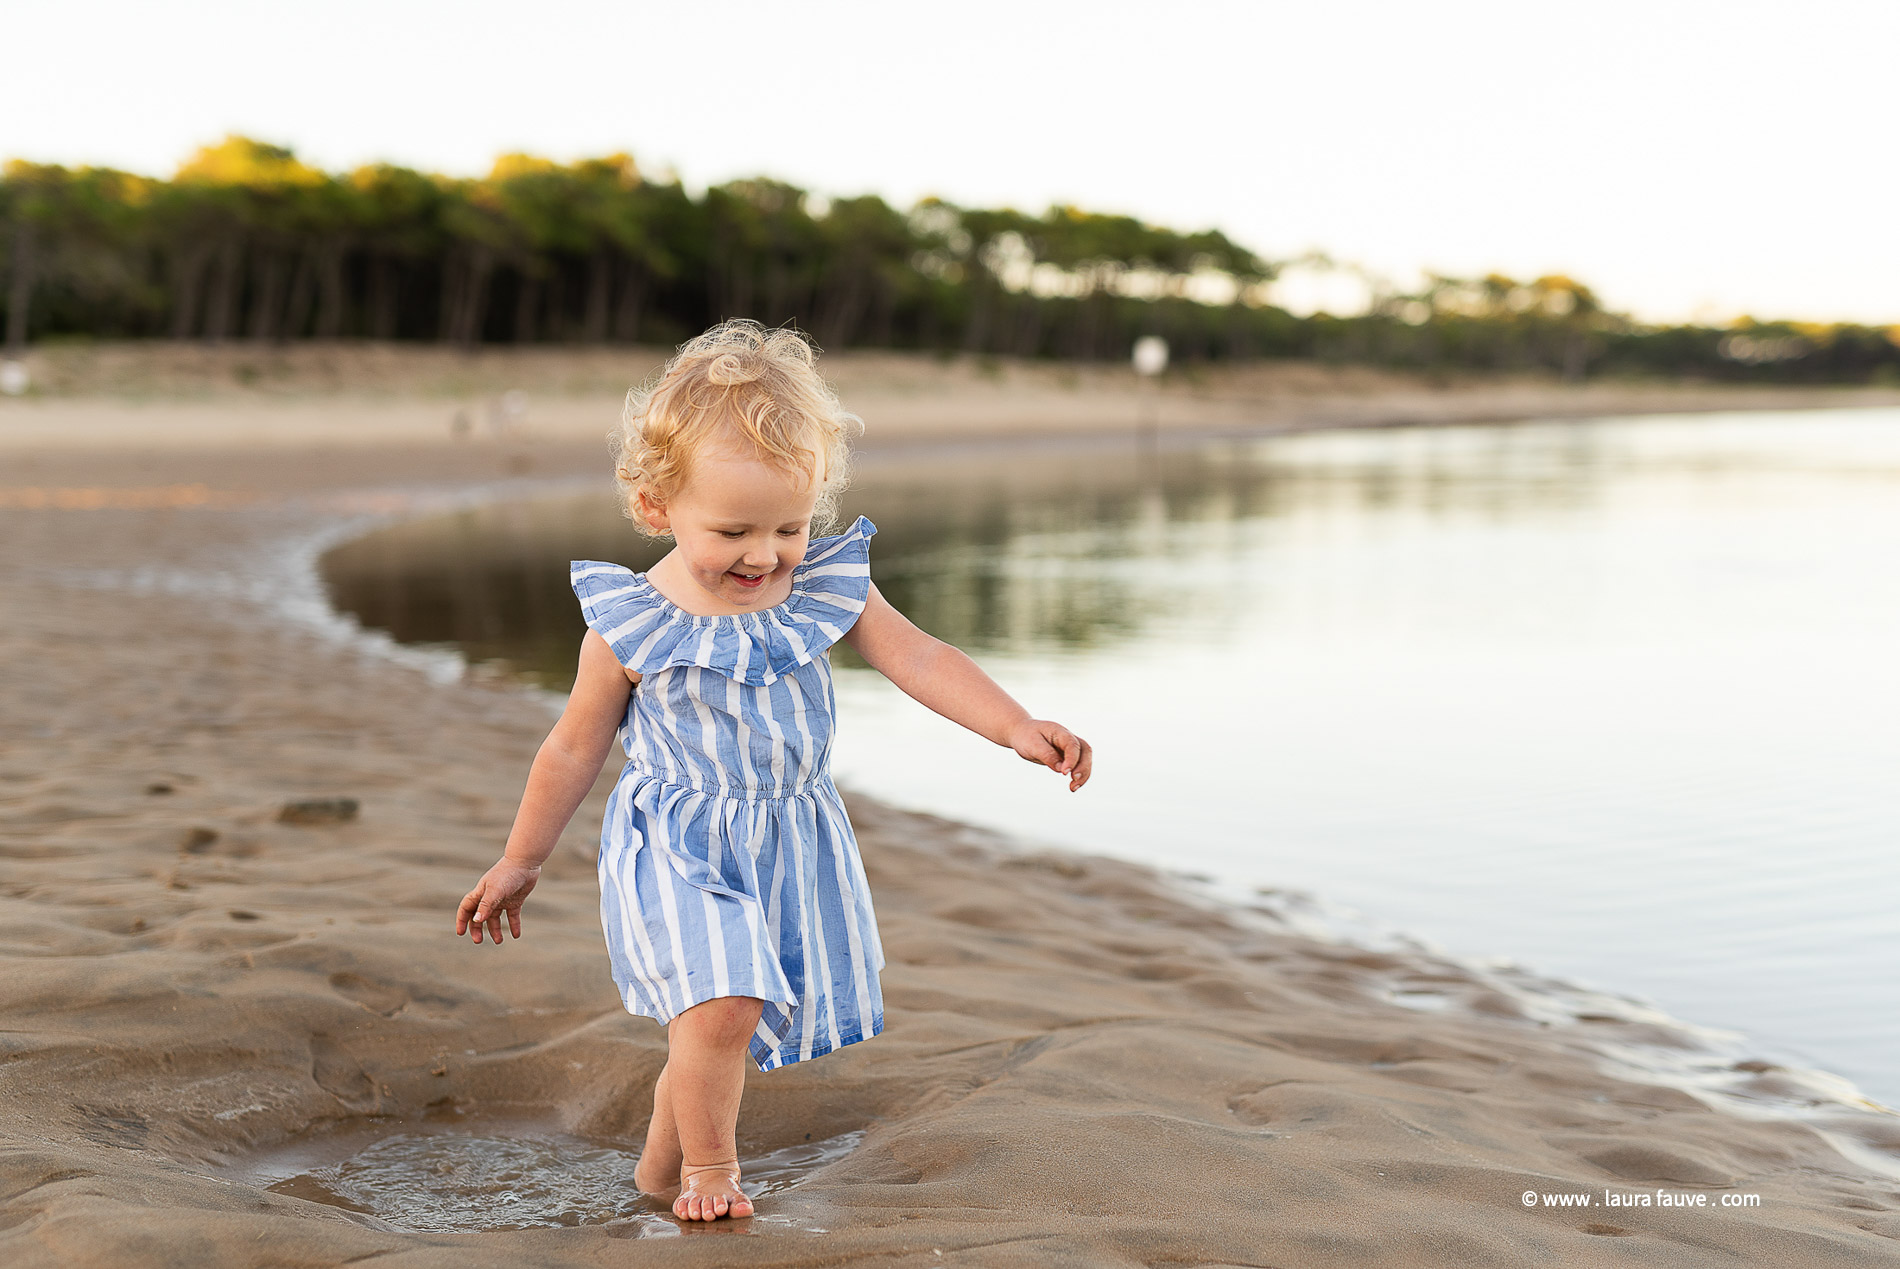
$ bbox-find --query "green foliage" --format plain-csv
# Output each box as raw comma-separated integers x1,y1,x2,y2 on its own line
0,139,1894,383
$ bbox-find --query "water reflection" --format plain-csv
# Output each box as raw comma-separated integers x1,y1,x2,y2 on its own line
324,494,665,690
322,431,1618,689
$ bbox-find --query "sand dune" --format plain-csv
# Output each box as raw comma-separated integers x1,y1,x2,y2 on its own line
3,379,1899,1265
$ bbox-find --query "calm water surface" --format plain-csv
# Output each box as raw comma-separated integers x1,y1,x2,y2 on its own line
322,409,1900,1108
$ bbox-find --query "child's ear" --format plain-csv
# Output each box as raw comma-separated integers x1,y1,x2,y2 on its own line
635,488,669,533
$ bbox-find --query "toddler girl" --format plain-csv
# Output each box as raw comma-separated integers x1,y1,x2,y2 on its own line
455,320,1093,1223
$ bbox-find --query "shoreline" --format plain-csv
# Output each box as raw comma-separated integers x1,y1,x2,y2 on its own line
4,378,1900,1262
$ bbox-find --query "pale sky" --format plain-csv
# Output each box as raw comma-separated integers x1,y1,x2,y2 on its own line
4,0,1895,325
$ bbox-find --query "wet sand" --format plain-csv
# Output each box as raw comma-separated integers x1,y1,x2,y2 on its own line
4,362,1900,1265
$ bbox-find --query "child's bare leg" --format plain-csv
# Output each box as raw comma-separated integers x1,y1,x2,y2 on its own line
662,995,764,1221
632,1064,684,1197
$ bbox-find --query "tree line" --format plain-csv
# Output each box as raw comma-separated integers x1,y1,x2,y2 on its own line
3,137,1895,385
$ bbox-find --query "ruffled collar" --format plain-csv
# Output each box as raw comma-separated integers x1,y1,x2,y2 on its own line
571,516,876,686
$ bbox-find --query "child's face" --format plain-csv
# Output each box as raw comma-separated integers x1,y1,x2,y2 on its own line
640,440,823,610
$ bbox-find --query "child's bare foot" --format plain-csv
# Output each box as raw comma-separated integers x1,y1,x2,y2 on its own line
673,1161,753,1221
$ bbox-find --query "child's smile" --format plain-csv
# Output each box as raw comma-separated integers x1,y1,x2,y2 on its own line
727,567,771,592
710,556,787,604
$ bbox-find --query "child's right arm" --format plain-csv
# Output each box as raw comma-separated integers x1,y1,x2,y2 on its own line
456,630,634,945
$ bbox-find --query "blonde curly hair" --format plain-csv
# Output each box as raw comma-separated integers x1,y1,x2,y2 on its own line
613,320,860,538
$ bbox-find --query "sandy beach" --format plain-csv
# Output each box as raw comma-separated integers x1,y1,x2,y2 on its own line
4,350,1900,1266
7,341,1900,455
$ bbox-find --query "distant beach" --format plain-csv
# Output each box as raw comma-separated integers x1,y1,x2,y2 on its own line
4,349,1899,1263
6,341,1900,454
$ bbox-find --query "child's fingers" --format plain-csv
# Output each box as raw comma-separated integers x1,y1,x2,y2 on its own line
462,871,535,945
1052,727,1080,773
1040,725,1080,773
471,886,500,943
1018,724,1091,783
457,885,484,935
1068,738,1094,790
1037,725,1091,790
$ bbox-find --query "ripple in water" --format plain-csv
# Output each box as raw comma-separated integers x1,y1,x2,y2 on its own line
256,1125,865,1233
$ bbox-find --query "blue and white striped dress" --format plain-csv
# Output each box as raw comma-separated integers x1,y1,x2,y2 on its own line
569,516,886,1072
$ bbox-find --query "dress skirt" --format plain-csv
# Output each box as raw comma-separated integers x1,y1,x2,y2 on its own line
597,765,887,1072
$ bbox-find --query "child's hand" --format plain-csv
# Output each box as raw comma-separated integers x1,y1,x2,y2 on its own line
1008,718,1093,791
456,859,542,945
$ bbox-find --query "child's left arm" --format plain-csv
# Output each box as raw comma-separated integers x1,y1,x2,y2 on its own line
842,583,1092,791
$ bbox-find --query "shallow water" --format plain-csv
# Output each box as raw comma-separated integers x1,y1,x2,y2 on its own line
221,1111,862,1233
321,408,1900,1110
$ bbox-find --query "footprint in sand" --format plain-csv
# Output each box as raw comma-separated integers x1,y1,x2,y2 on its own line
328,971,409,1018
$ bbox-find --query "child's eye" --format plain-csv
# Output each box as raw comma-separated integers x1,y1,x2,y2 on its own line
776,529,802,537
719,531,745,539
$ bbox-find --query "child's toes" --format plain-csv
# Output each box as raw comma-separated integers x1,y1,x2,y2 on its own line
672,1167,748,1221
